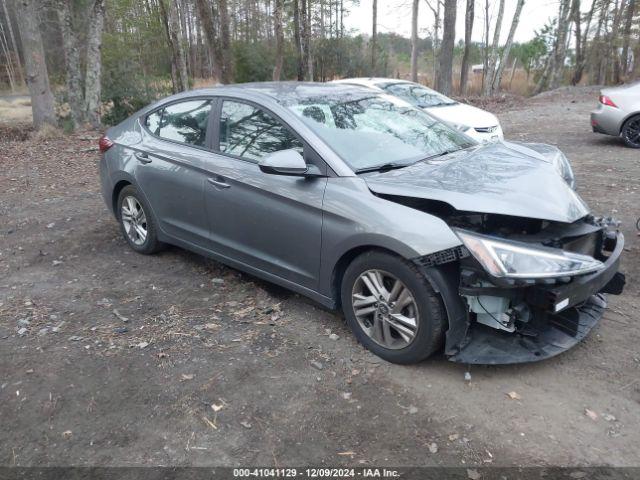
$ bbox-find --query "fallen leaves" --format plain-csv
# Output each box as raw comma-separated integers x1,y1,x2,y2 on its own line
584,408,598,421
506,391,522,400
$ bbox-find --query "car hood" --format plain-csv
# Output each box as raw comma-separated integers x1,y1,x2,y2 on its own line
364,141,589,223
424,102,499,129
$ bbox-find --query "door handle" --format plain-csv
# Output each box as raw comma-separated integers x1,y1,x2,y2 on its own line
135,152,152,164
207,177,230,189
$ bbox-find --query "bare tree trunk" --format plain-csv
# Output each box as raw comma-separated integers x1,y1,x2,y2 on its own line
195,0,222,81
218,0,233,83
482,0,489,90
57,0,84,127
293,0,304,80
549,0,571,89
15,0,56,129
571,0,586,85
459,0,474,94
435,0,456,95
425,0,442,86
272,0,283,80
371,0,377,75
162,0,189,91
410,0,419,82
1,0,24,86
482,0,504,96
0,12,16,91
491,0,525,95
303,0,313,80
620,0,635,77
84,0,105,127
611,0,627,84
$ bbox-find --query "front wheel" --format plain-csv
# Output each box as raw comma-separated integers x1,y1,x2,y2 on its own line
621,115,640,148
341,251,446,364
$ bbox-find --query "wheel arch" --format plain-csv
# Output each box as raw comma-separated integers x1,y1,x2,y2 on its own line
330,244,416,310
112,179,132,216
620,111,640,134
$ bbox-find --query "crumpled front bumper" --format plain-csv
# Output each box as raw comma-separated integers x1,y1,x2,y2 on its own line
447,232,626,365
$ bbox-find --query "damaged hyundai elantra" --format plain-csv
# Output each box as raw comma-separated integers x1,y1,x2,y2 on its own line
99,82,625,365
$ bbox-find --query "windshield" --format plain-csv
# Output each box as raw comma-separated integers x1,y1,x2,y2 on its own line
286,94,475,172
382,83,457,108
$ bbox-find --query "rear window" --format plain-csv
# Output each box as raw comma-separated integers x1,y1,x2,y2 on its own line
144,99,212,148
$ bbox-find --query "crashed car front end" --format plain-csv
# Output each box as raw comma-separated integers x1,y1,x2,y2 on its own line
413,214,625,364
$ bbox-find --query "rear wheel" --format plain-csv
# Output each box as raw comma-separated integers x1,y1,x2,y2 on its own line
621,115,640,148
117,185,163,254
341,251,446,364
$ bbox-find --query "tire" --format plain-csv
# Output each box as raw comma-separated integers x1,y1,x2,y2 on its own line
116,185,163,254
621,115,640,148
341,250,446,364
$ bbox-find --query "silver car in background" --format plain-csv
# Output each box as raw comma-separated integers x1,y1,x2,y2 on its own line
591,81,640,148
99,82,624,365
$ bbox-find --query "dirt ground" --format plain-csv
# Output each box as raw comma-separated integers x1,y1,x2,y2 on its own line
1,86,639,468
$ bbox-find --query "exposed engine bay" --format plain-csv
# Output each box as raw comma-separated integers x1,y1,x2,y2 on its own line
390,195,627,364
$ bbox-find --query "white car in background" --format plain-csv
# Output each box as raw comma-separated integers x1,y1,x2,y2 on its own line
332,77,504,144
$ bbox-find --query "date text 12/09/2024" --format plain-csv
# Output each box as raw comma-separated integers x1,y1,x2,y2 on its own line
233,468,401,478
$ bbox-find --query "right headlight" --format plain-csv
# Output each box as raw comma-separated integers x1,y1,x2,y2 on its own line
456,230,604,279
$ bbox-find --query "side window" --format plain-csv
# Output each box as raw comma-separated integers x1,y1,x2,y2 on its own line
145,110,162,135
158,100,211,147
219,100,304,161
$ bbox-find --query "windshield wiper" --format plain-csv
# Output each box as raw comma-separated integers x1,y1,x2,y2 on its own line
355,162,413,174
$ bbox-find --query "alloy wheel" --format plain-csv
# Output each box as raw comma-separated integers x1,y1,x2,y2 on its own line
121,196,148,246
351,269,419,350
623,117,640,147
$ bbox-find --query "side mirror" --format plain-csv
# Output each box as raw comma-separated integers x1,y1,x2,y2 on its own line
259,149,320,177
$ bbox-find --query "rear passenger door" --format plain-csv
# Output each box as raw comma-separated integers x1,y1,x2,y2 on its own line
202,98,328,291
137,98,213,248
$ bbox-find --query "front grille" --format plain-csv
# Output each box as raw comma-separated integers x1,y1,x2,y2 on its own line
415,245,470,268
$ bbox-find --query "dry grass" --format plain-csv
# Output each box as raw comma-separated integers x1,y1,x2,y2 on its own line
0,97,32,124
31,123,64,141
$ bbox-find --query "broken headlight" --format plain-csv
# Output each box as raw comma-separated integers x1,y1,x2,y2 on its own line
456,230,604,279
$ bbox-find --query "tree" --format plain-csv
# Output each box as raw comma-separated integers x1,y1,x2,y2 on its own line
195,0,223,81
14,0,56,129
272,0,284,80
84,0,106,127
425,0,442,85
459,0,474,94
435,0,455,95
293,0,304,80
482,0,504,96
161,0,189,92
410,0,419,82
620,0,636,78
491,0,525,94
218,0,233,83
371,0,377,75
548,0,571,89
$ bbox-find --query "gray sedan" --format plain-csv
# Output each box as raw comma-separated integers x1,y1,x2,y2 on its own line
591,81,640,148
99,82,624,364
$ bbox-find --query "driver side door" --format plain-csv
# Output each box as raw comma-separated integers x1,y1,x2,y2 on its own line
202,98,329,291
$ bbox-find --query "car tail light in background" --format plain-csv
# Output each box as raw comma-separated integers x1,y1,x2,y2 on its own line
98,135,114,152
599,95,618,108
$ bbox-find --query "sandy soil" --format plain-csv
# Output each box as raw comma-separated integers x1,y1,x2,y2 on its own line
1,87,639,467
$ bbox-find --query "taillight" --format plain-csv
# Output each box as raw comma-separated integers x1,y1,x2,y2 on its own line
98,135,114,152
599,95,618,108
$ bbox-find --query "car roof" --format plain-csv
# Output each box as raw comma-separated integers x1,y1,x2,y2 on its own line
332,77,414,88
180,81,378,104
